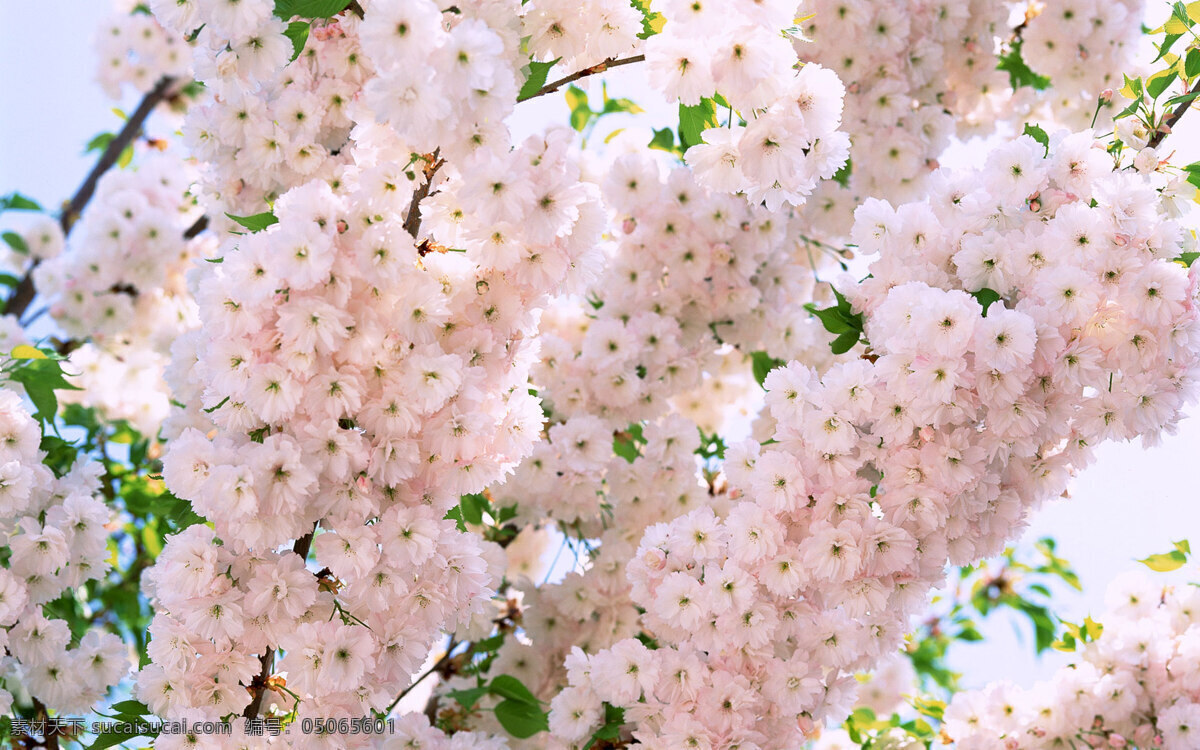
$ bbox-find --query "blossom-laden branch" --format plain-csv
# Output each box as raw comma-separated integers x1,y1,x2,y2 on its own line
3,76,177,322
243,524,319,719
526,55,646,101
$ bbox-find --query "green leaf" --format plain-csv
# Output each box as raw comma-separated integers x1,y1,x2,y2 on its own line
447,685,489,708
1022,123,1049,157
648,127,679,155
603,96,643,115
678,98,719,151
274,0,350,20
1175,539,1192,555
831,158,852,188
1187,48,1200,79
489,674,540,706
1139,550,1188,572
109,700,151,716
457,493,489,526
86,132,116,154
997,39,1051,91
0,193,42,213
750,351,785,388
630,0,665,39
1155,32,1184,63
696,429,727,460
1147,70,1178,100
517,58,559,102
2,231,29,255
118,143,134,169
806,287,865,354
566,85,592,131
494,699,549,738
225,211,279,232
830,330,860,355
971,287,1002,314
613,422,645,463
1166,90,1200,108
8,358,81,427
283,21,310,62
89,728,156,750
911,696,945,721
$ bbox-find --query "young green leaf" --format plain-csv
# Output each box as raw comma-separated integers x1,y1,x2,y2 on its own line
2,231,29,255
750,351,785,388
283,21,310,61
678,98,719,150
274,0,351,20
225,211,279,232
1022,123,1049,156
489,674,541,705
517,58,559,102
494,699,549,738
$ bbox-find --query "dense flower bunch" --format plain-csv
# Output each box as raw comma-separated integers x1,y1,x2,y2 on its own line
33,154,209,434
1022,0,1144,116
793,0,1145,240
554,131,1200,746
530,155,835,433
0,388,128,716
152,2,369,217
640,0,849,209
144,110,602,728
944,569,1200,749
462,416,712,720
94,8,191,97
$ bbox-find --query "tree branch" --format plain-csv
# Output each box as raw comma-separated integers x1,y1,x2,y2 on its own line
183,214,209,239
403,151,443,241
61,76,177,235
1149,79,1200,149
243,523,318,719
3,76,177,322
524,55,646,101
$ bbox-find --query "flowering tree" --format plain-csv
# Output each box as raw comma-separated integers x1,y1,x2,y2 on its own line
1,0,1199,749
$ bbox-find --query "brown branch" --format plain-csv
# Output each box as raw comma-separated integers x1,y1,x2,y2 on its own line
3,77,177,322
243,523,318,719
183,214,209,239
403,151,443,241
1149,79,1200,149
524,55,646,101
61,76,177,236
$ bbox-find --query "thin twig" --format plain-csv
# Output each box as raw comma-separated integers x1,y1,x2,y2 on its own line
386,640,456,715
243,523,318,718
524,55,646,101
1149,79,1200,149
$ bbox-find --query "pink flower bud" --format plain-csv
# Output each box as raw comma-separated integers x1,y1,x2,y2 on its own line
1108,733,1127,748
643,547,667,571
1100,88,1114,104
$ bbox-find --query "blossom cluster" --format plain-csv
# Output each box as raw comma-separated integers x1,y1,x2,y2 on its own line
554,130,1200,747
145,111,601,732
793,0,1146,242
33,153,210,434
94,8,191,98
0,389,128,716
531,155,836,433
945,569,1200,750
